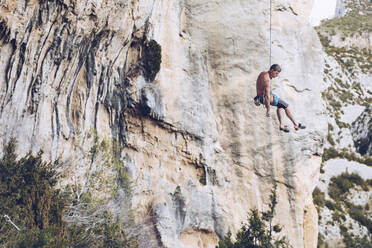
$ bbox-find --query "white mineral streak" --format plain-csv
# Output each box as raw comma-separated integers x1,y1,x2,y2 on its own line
0,0,327,247
340,105,365,124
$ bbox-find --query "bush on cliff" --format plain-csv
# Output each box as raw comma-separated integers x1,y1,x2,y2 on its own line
0,139,138,247
143,39,162,81
217,184,291,248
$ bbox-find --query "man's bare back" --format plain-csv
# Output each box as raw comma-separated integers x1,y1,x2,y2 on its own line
256,71,274,114
256,71,270,98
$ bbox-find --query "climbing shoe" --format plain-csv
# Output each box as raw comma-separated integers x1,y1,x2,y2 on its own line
294,123,306,130
280,126,290,133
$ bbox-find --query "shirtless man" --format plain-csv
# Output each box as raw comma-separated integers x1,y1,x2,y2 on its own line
254,64,305,132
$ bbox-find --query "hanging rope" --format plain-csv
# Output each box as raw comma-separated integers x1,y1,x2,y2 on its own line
269,0,272,67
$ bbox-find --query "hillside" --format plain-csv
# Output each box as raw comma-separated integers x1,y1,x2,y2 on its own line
314,0,372,247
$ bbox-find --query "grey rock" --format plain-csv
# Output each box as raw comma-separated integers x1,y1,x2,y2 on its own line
352,107,372,156
141,84,165,120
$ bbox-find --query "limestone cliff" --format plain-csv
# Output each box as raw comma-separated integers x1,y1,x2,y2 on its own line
0,0,327,247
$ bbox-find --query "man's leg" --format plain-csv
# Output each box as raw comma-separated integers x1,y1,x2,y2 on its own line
276,108,283,128
277,98,299,129
284,107,298,127
277,108,290,132
276,97,306,130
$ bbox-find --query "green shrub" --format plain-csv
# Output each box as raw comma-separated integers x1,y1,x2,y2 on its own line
328,123,334,132
332,172,363,191
316,13,372,75
325,200,341,211
335,117,350,129
320,162,325,174
313,187,326,208
143,39,162,81
326,123,336,146
217,184,291,248
322,168,372,244
332,211,346,223
322,147,372,166
367,179,372,187
341,201,372,246
317,232,329,248
343,233,372,248
339,225,348,233
0,139,138,247
327,133,336,146
322,147,339,162
328,172,366,202
0,139,65,247
348,204,372,234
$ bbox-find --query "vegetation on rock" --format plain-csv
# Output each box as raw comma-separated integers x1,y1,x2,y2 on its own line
314,172,372,247
0,138,138,247
317,33,371,75
322,147,372,166
217,184,291,248
320,0,372,35
312,187,326,211
143,39,162,81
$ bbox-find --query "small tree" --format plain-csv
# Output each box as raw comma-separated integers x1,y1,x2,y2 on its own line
0,139,65,247
0,138,139,247
217,183,291,248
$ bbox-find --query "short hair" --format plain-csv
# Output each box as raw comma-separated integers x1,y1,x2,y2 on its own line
270,64,281,72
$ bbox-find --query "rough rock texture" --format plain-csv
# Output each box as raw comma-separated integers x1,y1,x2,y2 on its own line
0,0,327,247
335,0,345,17
352,108,371,156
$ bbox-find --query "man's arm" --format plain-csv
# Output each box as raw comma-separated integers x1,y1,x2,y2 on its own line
264,76,271,116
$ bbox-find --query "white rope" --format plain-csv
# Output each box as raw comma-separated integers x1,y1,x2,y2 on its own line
269,0,272,67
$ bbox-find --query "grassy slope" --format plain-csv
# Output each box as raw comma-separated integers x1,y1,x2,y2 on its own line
313,0,372,247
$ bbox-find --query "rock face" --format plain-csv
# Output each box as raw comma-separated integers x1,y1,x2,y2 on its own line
335,0,345,17
0,0,327,247
311,1,372,246
352,107,372,156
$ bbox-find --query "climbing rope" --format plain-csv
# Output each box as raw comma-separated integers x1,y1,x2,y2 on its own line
269,0,272,67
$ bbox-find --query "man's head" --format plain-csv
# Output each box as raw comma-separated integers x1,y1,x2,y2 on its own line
269,64,281,79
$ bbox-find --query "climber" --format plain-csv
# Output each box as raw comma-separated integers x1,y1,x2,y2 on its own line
254,64,306,132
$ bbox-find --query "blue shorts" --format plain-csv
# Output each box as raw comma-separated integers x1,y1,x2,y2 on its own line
256,94,288,109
